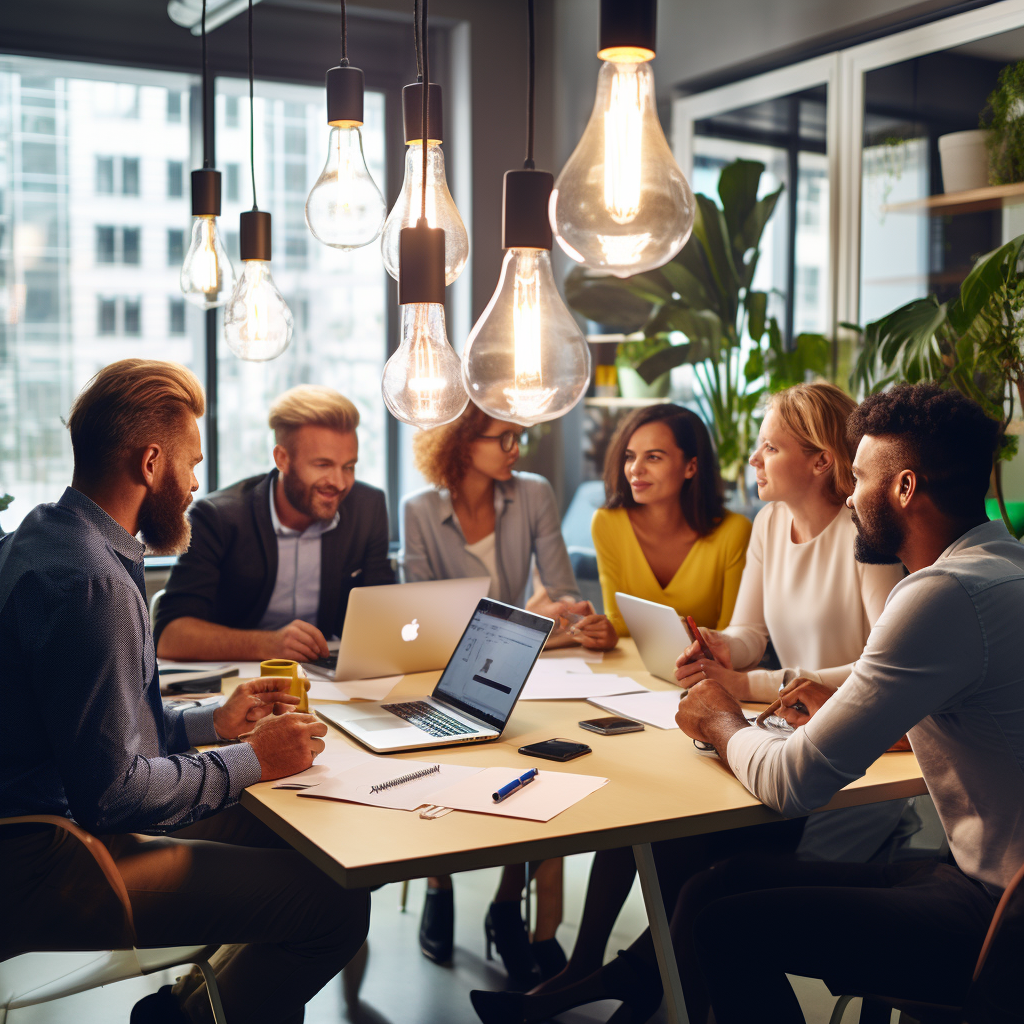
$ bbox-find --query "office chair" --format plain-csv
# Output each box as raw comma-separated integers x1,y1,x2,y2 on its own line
0,815,226,1024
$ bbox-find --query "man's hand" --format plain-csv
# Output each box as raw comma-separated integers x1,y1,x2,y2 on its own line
673,628,753,699
213,676,300,740
675,679,750,753
266,619,330,662
776,679,836,727
246,713,328,781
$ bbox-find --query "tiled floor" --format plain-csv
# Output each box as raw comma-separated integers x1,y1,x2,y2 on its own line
9,852,873,1024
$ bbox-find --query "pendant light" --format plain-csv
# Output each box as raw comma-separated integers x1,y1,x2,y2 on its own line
180,0,236,308
379,0,468,286
462,0,590,427
549,0,695,278
381,0,468,428
305,0,386,250
224,0,293,361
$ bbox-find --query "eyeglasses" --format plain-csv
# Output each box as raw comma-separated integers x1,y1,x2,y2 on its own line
478,429,525,453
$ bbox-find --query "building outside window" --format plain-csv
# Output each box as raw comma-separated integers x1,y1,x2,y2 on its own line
122,226,140,264
169,297,186,334
225,162,239,202
95,155,113,194
97,297,117,334
167,159,183,198
95,224,116,263
121,156,139,196
123,297,141,335
167,227,185,266
166,89,181,123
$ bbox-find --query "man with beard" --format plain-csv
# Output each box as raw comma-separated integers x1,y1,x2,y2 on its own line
155,384,394,662
0,359,370,1024
669,382,1024,1024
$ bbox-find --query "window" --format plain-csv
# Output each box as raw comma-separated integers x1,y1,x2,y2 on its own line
225,162,240,202
224,95,239,128
167,228,185,266
96,225,116,263
122,227,140,265
166,89,182,123
169,297,186,334
24,270,59,323
97,297,117,334
123,298,141,335
95,156,114,194
167,160,183,198
121,157,139,196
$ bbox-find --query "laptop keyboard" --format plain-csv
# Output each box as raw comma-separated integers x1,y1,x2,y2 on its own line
309,654,338,672
381,701,477,738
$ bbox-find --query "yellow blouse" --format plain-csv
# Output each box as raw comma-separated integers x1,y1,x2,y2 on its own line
591,507,752,637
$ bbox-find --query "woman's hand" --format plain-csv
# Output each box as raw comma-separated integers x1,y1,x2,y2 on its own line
776,679,836,727
567,610,619,650
673,626,752,697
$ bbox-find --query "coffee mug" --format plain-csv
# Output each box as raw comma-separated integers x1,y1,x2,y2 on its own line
260,658,309,713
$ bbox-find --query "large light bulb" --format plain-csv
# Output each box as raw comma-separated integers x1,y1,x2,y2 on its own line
224,260,293,362
463,248,590,426
181,215,235,308
550,58,694,278
382,142,468,285
382,302,468,427
305,125,386,250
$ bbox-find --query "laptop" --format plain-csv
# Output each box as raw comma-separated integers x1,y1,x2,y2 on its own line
316,598,553,753
615,592,694,682
305,577,491,681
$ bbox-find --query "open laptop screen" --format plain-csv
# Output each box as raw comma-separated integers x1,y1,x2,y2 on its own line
432,599,552,732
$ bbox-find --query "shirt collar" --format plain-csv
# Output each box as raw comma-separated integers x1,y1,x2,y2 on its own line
939,518,1013,560
438,476,517,525
268,472,340,538
59,487,146,564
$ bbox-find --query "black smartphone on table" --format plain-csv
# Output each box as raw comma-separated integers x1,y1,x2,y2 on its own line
579,716,644,735
518,738,592,762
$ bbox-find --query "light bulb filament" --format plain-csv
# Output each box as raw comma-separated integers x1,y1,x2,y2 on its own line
603,66,643,224
502,259,557,421
241,262,270,342
196,217,220,295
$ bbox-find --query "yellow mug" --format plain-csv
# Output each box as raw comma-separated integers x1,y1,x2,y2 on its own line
260,659,309,713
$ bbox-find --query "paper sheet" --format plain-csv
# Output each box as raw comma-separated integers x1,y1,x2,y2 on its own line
429,766,608,821
298,756,484,810
528,657,594,677
271,749,374,789
538,648,604,663
586,688,685,729
307,675,403,703
521,674,647,701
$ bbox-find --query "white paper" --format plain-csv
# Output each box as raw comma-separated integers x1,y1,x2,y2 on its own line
307,674,403,703
271,749,374,789
586,688,685,729
528,657,594,677
297,756,484,810
429,766,608,821
157,660,232,672
521,674,647,701
538,648,604,663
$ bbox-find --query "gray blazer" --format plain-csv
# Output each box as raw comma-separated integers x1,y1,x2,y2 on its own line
399,472,581,607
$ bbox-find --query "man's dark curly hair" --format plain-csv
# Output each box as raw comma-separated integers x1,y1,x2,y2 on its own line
847,382,998,521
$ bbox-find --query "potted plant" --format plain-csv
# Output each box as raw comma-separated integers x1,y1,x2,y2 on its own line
565,159,829,502
615,334,672,398
982,59,1024,186
850,233,1024,538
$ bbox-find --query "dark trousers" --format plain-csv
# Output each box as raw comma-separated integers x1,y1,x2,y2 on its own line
1,805,370,1024
673,855,996,1024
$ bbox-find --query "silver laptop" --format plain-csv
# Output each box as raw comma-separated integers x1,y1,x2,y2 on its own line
316,598,553,753
615,592,694,682
305,577,491,681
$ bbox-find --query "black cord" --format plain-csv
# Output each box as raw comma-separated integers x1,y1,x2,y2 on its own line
248,0,257,210
340,0,349,66
413,0,423,82
420,0,428,221
201,0,210,167
525,0,535,169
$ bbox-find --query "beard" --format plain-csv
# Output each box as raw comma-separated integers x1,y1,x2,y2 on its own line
281,470,343,522
138,475,193,556
851,497,904,565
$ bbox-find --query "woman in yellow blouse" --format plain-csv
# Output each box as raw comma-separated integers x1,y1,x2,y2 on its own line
593,403,751,636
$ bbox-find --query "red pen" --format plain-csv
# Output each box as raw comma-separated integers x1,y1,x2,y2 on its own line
685,615,716,662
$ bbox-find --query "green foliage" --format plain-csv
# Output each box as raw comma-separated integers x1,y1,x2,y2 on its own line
564,159,830,494
0,494,12,513
614,334,672,368
982,60,1024,186
849,234,1024,537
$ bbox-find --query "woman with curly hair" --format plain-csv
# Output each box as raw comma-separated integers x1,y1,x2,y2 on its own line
400,403,617,988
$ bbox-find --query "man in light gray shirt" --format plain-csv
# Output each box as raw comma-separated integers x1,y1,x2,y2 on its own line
673,383,1021,1023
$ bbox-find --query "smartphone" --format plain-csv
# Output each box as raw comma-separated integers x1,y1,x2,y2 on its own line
579,716,645,735
684,615,716,662
518,738,592,762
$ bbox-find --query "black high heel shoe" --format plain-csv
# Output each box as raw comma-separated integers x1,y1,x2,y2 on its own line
529,937,566,981
419,886,454,964
484,900,540,991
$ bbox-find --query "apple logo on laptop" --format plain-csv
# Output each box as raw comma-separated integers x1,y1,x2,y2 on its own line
401,618,420,642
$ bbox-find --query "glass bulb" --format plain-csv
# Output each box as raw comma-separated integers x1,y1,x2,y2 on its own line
550,60,695,278
305,125,386,250
223,260,293,362
382,302,468,428
462,249,591,427
180,215,236,309
381,143,468,286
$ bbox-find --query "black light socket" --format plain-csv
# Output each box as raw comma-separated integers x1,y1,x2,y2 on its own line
327,65,365,126
402,82,444,144
598,0,657,59
398,221,445,305
191,168,222,217
240,209,272,261
502,169,554,251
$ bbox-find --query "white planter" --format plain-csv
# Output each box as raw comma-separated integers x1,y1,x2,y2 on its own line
938,129,991,193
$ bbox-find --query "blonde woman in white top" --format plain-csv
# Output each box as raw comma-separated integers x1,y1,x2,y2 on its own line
677,381,907,860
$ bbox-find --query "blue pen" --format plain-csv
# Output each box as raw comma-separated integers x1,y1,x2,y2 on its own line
492,768,539,803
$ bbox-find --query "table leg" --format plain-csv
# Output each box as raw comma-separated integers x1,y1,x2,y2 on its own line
633,843,689,1024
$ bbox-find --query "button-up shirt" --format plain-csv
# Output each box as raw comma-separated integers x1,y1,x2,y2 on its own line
0,488,261,833
257,479,340,631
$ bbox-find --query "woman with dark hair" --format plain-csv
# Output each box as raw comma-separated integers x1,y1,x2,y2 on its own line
594,403,751,636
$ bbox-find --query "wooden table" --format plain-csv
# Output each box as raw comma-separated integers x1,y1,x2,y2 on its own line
241,640,927,1024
